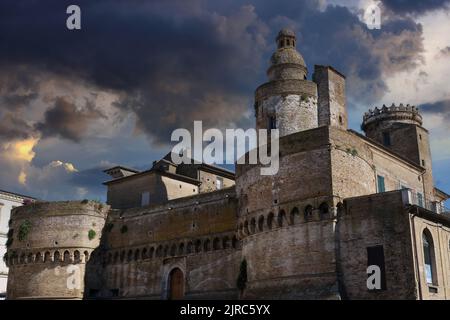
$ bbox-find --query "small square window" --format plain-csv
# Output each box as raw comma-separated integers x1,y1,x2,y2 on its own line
382,132,391,146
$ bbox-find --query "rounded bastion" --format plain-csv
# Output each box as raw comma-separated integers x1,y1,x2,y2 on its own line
5,200,109,299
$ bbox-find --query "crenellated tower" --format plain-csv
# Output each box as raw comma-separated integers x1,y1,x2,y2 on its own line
361,103,434,201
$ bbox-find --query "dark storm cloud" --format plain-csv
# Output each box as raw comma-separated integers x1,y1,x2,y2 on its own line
420,100,450,124
35,97,106,142
0,112,34,140
0,0,426,144
381,0,450,15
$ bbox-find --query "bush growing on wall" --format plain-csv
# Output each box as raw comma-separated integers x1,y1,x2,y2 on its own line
18,220,32,241
88,229,96,240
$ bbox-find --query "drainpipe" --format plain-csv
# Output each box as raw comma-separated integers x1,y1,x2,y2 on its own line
409,207,422,300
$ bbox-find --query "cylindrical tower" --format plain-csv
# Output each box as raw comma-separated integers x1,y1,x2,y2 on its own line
361,103,434,202
361,103,423,139
255,28,318,137
5,200,109,299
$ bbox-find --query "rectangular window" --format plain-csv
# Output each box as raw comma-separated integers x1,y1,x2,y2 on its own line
269,116,276,130
377,175,385,193
382,132,391,146
417,192,424,207
216,177,223,190
141,191,150,207
367,245,387,290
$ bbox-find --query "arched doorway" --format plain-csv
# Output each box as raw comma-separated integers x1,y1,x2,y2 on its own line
168,268,184,300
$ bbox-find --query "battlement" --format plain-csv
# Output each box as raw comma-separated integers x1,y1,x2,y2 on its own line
361,103,422,131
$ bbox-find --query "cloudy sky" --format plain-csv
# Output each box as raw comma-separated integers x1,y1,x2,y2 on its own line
0,0,449,205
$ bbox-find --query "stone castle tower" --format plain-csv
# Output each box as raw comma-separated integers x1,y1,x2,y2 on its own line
255,29,348,137
361,104,434,201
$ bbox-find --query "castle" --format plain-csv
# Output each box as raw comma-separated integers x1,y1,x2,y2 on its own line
4,29,450,300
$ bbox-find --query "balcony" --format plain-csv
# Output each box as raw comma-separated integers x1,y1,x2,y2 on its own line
401,189,448,214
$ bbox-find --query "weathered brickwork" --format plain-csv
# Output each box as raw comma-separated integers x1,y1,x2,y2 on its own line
5,28,450,300
6,201,109,299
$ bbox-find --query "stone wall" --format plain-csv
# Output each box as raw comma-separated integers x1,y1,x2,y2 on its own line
95,187,240,299
338,191,418,299
329,128,424,202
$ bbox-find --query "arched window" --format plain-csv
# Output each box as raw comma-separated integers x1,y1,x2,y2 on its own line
319,202,329,219
170,244,177,256
290,207,299,225
63,250,70,263
134,249,140,261
195,240,202,253
213,237,220,250
27,253,33,264
178,243,185,255
267,212,274,230
163,245,169,257
35,252,42,263
44,251,51,263
53,251,61,262
20,253,25,264
277,210,286,227
149,247,155,259
142,248,148,259
120,250,125,262
250,218,256,234
74,250,81,263
232,236,238,249
127,250,133,262
304,205,313,221
337,202,344,217
258,216,264,232
84,251,89,262
244,221,249,235
222,236,230,249
186,242,193,254
423,230,437,285
203,239,211,252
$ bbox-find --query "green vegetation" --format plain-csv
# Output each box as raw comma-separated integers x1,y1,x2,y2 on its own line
346,147,358,157
88,229,96,240
18,220,32,241
236,259,248,292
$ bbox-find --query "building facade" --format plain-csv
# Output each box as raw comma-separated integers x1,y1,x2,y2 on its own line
0,190,35,299
5,29,450,300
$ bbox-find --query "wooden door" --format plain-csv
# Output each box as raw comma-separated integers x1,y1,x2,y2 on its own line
168,268,184,300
